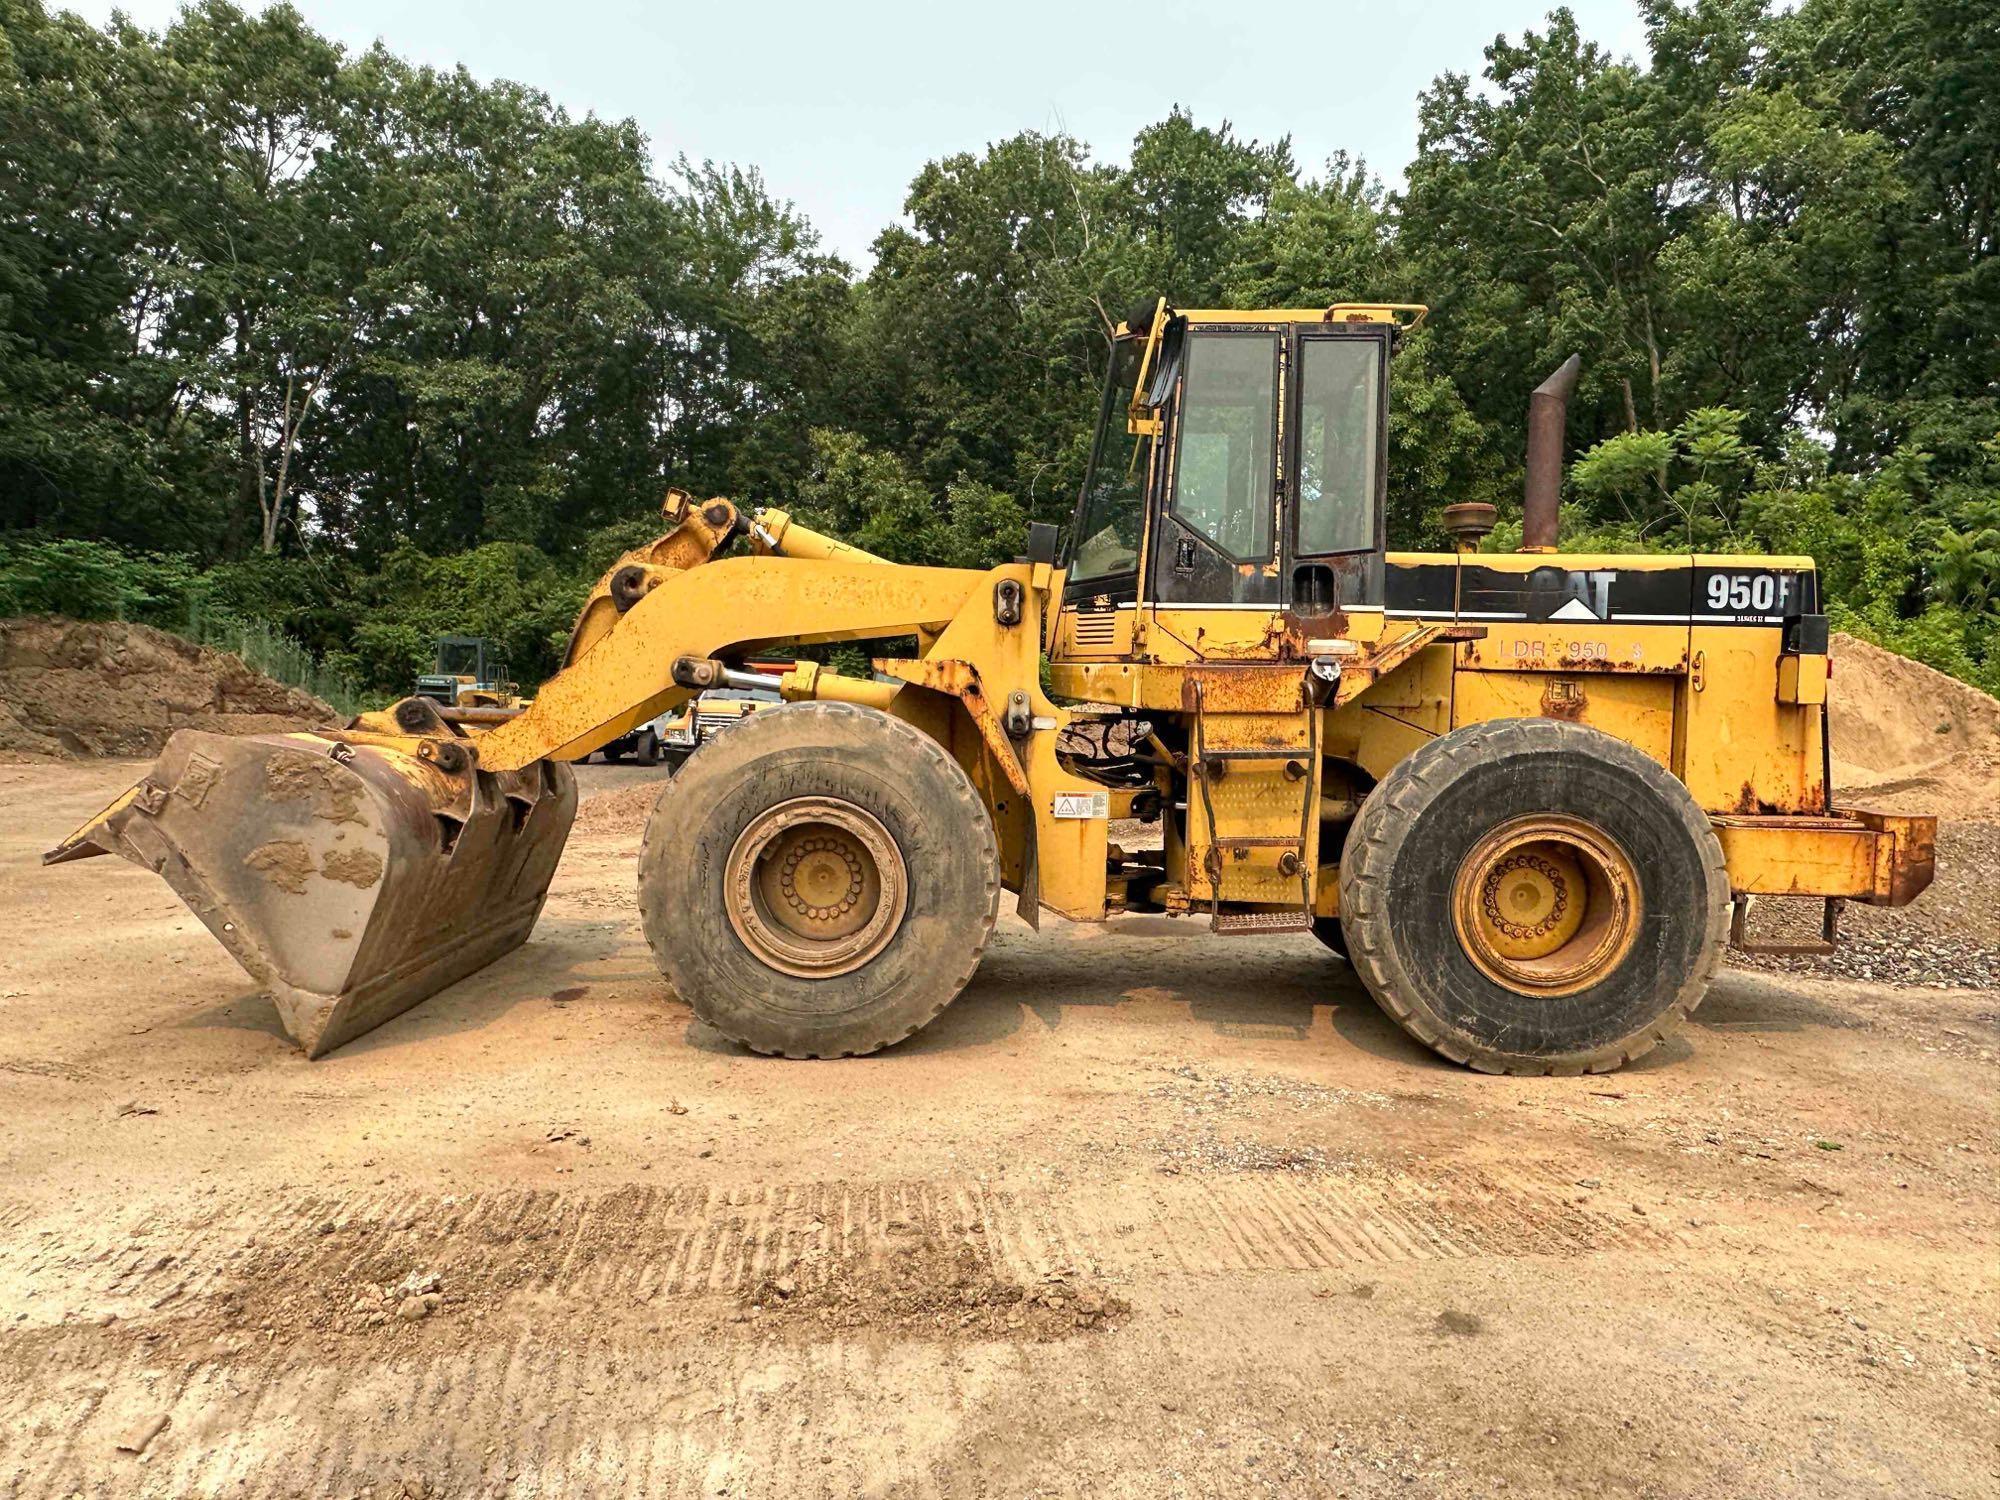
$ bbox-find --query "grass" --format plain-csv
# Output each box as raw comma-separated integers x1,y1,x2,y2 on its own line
177,603,363,719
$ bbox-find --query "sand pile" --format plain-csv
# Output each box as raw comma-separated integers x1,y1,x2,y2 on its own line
1827,632,2000,817
0,617,337,759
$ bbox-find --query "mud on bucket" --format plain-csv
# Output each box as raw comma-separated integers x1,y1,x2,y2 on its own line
44,729,577,1056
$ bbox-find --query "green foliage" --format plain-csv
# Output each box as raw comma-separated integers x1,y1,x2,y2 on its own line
0,538,201,622
1581,406,2000,691
328,542,589,692
178,610,364,717
792,430,1027,570
1571,407,1757,544
2,0,1997,699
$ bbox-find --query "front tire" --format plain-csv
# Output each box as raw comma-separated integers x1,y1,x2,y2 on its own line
1338,719,1728,1075
637,702,1001,1058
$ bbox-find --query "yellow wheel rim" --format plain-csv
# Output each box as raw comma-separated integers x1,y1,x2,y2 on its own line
1451,815,1640,997
725,797,907,978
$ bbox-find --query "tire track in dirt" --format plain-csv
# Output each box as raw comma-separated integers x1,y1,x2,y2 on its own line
0,1326,1035,1499
0,1163,1676,1323
0,1165,1690,1496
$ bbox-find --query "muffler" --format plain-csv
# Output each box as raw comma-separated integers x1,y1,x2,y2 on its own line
45,724,575,1057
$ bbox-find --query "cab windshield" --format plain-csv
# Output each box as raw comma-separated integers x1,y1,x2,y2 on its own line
438,641,484,677
1068,337,1148,581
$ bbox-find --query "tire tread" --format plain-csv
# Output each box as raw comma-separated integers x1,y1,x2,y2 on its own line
637,700,1001,1059
1338,719,1729,1076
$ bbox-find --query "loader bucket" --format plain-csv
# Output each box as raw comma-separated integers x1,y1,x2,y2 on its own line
43,728,576,1057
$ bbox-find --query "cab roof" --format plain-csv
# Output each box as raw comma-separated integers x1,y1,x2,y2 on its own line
1116,303,1427,335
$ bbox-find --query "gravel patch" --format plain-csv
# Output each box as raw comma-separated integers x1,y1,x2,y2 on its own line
1732,936,2000,991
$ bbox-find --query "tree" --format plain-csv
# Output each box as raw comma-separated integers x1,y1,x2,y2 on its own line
1571,406,1757,544
3,0,1997,696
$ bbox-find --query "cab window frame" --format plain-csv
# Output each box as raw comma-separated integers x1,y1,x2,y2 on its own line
1165,326,1283,568
1287,326,1390,561
1062,335,1153,593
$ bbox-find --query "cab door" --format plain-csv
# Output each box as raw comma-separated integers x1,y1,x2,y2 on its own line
1146,326,1285,609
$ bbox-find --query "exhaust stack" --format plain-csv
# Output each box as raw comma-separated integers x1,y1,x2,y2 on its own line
1521,354,1581,553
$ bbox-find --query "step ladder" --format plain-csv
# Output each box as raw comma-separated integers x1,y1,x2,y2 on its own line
1189,680,1319,936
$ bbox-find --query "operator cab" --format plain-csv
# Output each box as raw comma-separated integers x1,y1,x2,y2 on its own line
1061,302,1415,648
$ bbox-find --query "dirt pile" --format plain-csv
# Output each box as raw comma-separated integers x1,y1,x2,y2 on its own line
1736,635,2000,987
745,1243,1128,1342
1828,631,2000,817
0,616,336,760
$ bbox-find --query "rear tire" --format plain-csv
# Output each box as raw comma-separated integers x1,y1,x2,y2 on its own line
634,728,659,767
1338,719,1728,1075
637,702,1001,1058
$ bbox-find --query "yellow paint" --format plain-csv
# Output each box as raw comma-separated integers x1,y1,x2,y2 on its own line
1711,819,1885,897
1183,708,1317,906
778,660,899,711
475,557,984,769
1681,625,1826,814
1452,670,1678,767
1148,304,1426,329
1778,653,1828,705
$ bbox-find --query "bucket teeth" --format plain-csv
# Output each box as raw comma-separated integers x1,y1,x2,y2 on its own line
44,728,577,1057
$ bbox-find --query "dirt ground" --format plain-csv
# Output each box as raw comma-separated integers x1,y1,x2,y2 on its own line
1,758,1996,1500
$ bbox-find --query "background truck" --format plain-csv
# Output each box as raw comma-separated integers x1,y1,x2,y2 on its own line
594,672,785,766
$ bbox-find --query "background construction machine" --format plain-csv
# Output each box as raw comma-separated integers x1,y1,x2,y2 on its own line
414,635,522,710
46,302,1934,1074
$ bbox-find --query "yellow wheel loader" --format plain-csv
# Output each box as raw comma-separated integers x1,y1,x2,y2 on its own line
46,303,1936,1073
415,634,522,710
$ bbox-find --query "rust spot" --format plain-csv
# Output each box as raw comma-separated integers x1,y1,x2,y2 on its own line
1729,781,1789,816
1540,678,1587,721
1843,810,1938,906
1549,651,1691,675
264,757,364,824
1179,667,1308,714
320,847,384,889
331,928,353,939
1268,607,1349,662
245,839,314,894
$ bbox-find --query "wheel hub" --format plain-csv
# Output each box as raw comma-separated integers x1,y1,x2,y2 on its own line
1452,815,1639,996
725,797,907,977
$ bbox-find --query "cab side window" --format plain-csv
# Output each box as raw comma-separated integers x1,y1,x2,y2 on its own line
1295,337,1380,556
1171,332,1278,561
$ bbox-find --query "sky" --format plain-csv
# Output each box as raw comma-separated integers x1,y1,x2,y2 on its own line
58,0,1654,266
